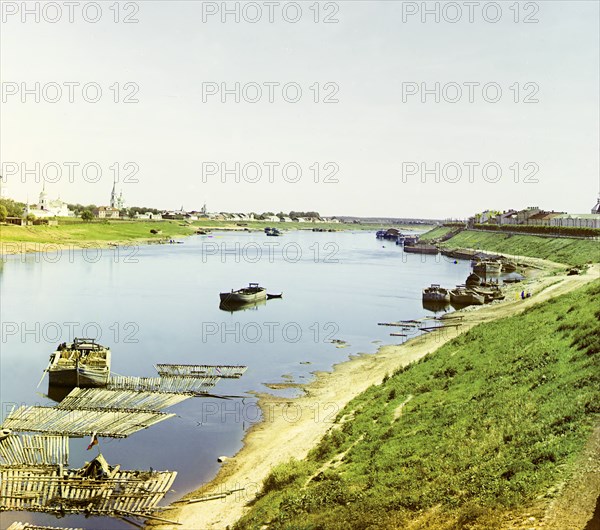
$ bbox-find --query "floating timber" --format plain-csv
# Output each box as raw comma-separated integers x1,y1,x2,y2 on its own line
2,406,173,438
107,375,220,394
8,523,83,530
155,364,247,379
0,435,69,467
0,456,176,516
57,387,191,412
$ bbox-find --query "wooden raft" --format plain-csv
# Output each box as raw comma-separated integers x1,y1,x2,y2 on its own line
8,522,83,530
155,364,248,379
0,464,176,515
0,434,69,467
1,406,173,438
57,387,191,412
107,375,220,394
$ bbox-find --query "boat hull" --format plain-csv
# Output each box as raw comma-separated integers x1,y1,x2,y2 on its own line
502,262,517,272
473,261,502,274
48,367,109,387
404,245,438,255
450,290,485,306
219,290,267,304
422,292,450,303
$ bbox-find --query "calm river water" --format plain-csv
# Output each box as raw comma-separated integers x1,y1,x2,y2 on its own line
0,230,471,529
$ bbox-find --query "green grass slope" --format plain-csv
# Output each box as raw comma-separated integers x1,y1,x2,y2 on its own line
441,230,599,266
236,280,600,530
418,226,456,242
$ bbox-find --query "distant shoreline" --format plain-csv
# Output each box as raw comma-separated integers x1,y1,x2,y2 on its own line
0,220,431,256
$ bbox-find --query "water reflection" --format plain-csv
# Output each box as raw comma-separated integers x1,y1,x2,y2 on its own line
219,299,268,313
421,301,451,314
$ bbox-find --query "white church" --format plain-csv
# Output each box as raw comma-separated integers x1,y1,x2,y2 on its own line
24,185,73,218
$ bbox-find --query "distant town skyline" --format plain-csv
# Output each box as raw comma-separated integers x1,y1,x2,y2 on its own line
1,1,598,218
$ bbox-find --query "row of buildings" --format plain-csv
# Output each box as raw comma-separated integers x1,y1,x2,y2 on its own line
18,185,340,224
470,199,600,229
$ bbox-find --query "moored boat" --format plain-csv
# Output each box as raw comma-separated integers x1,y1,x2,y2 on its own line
47,338,111,388
404,244,438,255
450,286,485,306
422,284,450,303
403,235,419,246
465,272,482,288
267,292,283,299
220,283,267,304
472,285,505,303
501,260,517,272
472,260,502,274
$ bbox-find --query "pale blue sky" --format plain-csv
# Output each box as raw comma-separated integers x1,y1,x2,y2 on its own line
1,1,598,217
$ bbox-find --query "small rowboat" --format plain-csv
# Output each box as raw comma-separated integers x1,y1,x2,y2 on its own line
267,293,283,300
220,283,267,304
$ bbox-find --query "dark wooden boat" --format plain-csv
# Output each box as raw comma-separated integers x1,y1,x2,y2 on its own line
466,272,482,288
404,244,438,255
267,293,283,299
47,338,111,387
450,286,485,306
473,260,502,274
422,284,450,303
220,283,267,304
501,260,517,272
472,285,505,303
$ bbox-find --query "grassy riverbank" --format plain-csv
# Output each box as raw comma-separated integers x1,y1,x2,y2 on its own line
439,229,599,267
417,225,456,241
234,279,600,529
0,220,196,246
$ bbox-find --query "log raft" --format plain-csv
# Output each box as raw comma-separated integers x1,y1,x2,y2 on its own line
57,387,191,412
0,435,69,467
155,364,247,379
1,406,173,438
0,462,176,516
107,375,220,394
7,522,83,530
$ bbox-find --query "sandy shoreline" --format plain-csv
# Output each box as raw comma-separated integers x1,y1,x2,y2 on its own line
149,261,599,530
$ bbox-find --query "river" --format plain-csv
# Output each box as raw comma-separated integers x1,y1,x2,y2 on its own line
0,230,472,529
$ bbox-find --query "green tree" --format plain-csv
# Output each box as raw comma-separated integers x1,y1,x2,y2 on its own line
81,210,94,222
0,204,7,222
0,198,25,217
25,213,36,223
